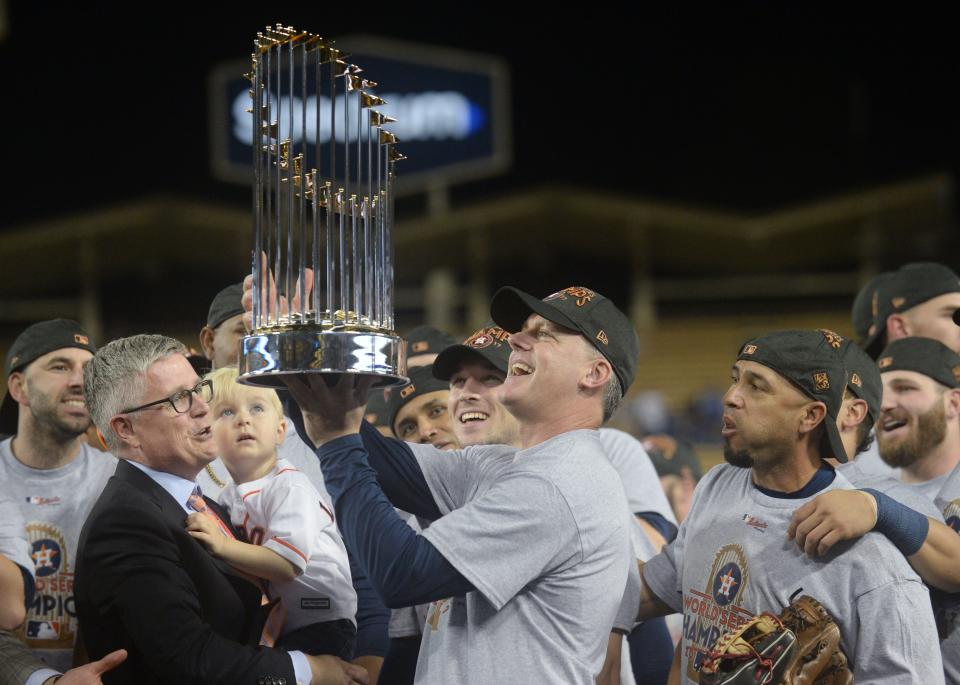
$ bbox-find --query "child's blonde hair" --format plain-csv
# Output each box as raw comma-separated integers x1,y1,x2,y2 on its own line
205,366,284,418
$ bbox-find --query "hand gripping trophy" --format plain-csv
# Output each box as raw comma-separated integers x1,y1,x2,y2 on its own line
239,25,407,387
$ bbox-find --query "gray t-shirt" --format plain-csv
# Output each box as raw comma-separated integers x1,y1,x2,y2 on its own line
598,428,677,525
411,430,632,685
389,431,656,642
934,465,960,685
0,494,32,578
644,463,943,684
906,473,950,501
0,439,117,672
853,434,897,476
838,459,945,520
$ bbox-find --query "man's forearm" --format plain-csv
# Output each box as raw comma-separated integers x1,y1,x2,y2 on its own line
908,518,960,593
0,557,26,630
637,561,673,622
217,539,299,583
317,434,474,607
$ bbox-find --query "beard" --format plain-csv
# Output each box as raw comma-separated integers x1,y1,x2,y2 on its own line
27,382,90,443
879,401,947,469
723,444,754,468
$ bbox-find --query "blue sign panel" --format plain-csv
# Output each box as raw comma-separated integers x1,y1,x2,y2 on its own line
209,35,511,195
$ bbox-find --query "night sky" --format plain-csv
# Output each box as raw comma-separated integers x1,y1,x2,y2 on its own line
3,5,957,229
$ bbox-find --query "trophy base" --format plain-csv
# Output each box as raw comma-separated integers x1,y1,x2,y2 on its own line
237,329,407,389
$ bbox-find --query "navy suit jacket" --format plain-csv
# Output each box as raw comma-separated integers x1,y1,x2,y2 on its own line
75,459,296,685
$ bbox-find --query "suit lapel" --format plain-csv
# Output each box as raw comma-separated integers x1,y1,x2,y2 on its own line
115,461,251,582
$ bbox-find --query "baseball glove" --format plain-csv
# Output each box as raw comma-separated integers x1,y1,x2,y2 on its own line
699,595,852,685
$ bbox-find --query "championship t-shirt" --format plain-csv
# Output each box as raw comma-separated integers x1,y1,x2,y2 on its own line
644,463,943,684
0,439,116,671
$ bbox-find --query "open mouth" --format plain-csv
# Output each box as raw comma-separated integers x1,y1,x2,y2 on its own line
459,411,489,424
720,416,737,437
238,432,256,442
509,362,533,377
880,418,908,433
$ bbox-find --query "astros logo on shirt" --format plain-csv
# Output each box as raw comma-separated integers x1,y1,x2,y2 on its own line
683,544,752,682
19,523,76,650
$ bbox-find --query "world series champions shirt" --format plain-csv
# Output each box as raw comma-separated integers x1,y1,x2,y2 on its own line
643,463,943,685
0,438,116,671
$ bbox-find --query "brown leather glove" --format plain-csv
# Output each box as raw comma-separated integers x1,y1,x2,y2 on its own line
699,595,852,685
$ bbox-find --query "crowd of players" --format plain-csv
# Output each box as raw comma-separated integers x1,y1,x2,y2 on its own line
0,261,959,684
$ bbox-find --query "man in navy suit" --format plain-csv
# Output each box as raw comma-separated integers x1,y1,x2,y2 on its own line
75,334,366,685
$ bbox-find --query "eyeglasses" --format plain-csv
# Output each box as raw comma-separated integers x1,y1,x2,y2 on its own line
122,380,214,415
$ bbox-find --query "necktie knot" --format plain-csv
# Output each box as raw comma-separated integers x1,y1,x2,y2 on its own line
187,488,208,514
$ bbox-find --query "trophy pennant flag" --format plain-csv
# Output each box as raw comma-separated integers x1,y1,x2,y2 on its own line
239,24,407,387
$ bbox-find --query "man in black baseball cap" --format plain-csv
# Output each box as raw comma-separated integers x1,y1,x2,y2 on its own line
1,319,98,437
875,337,960,496
725,329,849,465
432,321,518,448
384,365,457,450
198,282,246,371
489,285,639,422
0,319,117,669
636,329,943,681
280,284,641,684
859,262,960,359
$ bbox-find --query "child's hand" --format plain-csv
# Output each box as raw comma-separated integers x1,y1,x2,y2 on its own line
186,512,226,556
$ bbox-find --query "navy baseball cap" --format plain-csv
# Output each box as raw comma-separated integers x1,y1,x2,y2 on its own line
737,329,848,462
490,286,639,396
433,321,511,381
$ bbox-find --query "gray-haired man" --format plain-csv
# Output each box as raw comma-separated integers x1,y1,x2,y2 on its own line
75,334,366,685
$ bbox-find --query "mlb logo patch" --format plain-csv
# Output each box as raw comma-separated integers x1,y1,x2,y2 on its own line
813,372,830,391
26,620,60,639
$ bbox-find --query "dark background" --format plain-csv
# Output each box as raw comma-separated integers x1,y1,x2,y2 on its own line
2,4,956,225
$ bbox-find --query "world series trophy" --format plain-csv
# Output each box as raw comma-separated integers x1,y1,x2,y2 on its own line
239,25,407,387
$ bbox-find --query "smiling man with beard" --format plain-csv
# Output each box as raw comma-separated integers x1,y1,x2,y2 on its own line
636,329,943,684
876,337,960,497
0,319,116,673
